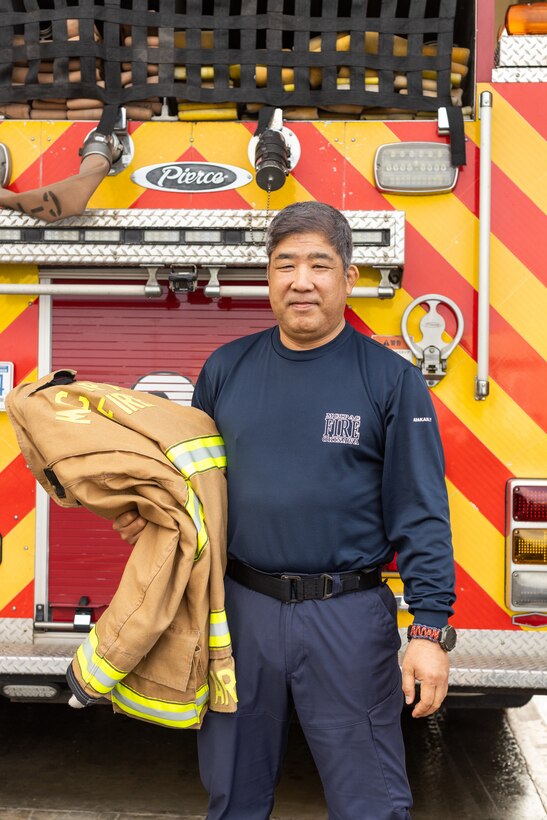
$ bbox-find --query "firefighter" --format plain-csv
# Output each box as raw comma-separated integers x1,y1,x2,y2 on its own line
115,201,456,820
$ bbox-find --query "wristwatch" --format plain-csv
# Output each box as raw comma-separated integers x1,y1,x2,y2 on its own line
407,623,457,652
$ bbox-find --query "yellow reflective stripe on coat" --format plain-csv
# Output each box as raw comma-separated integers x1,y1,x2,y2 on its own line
76,627,126,695
111,681,209,728
185,484,208,559
165,435,226,478
209,608,232,650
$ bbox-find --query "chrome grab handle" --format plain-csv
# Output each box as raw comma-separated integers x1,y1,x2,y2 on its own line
401,293,464,387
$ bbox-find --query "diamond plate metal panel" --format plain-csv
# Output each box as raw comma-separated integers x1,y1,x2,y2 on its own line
0,639,78,674
0,618,33,643
0,209,405,268
492,67,547,82
398,629,547,690
496,33,547,67
2,627,546,687
0,209,272,230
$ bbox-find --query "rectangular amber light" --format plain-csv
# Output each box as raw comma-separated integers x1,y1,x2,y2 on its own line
513,529,547,564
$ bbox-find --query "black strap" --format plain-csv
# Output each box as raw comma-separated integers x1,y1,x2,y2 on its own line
43,467,67,499
256,106,277,136
446,105,467,167
96,103,119,136
226,558,381,603
32,371,76,392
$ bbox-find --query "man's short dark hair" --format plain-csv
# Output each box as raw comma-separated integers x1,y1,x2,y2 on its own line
265,202,353,272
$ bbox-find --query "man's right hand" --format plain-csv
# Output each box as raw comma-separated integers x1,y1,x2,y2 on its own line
112,509,147,545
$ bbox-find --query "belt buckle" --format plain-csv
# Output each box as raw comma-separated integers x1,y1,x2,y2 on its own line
281,574,304,603
321,573,334,600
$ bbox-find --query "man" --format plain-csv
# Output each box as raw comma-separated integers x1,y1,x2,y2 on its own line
115,202,456,820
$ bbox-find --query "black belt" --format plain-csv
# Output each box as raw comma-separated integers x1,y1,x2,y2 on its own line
226,558,381,604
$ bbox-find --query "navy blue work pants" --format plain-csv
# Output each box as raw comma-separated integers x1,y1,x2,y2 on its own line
198,575,412,820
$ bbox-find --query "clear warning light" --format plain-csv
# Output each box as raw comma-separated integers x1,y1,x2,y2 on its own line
512,571,547,607
374,142,458,194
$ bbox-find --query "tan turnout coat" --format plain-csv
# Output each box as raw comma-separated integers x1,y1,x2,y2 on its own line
6,370,237,729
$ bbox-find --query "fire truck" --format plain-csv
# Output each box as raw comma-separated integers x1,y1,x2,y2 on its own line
0,0,546,709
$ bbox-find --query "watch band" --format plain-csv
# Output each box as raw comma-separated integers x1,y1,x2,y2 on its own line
407,623,442,643
407,623,457,652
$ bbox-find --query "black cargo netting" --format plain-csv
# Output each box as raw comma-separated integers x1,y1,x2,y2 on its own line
0,0,468,125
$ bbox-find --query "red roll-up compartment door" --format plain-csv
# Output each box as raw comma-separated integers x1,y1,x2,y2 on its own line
49,287,275,623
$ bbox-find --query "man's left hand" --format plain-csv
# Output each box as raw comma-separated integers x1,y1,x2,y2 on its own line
401,638,449,718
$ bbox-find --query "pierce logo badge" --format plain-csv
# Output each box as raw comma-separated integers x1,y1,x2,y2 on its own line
131,162,253,193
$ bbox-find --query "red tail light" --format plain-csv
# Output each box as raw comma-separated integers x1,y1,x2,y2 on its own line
513,485,547,521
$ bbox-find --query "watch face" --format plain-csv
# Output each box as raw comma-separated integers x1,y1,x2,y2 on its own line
441,625,457,651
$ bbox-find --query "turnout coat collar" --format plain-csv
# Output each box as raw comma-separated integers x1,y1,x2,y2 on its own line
6,370,237,729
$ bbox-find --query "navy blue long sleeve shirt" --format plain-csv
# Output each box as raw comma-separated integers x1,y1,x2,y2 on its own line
192,322,455,627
